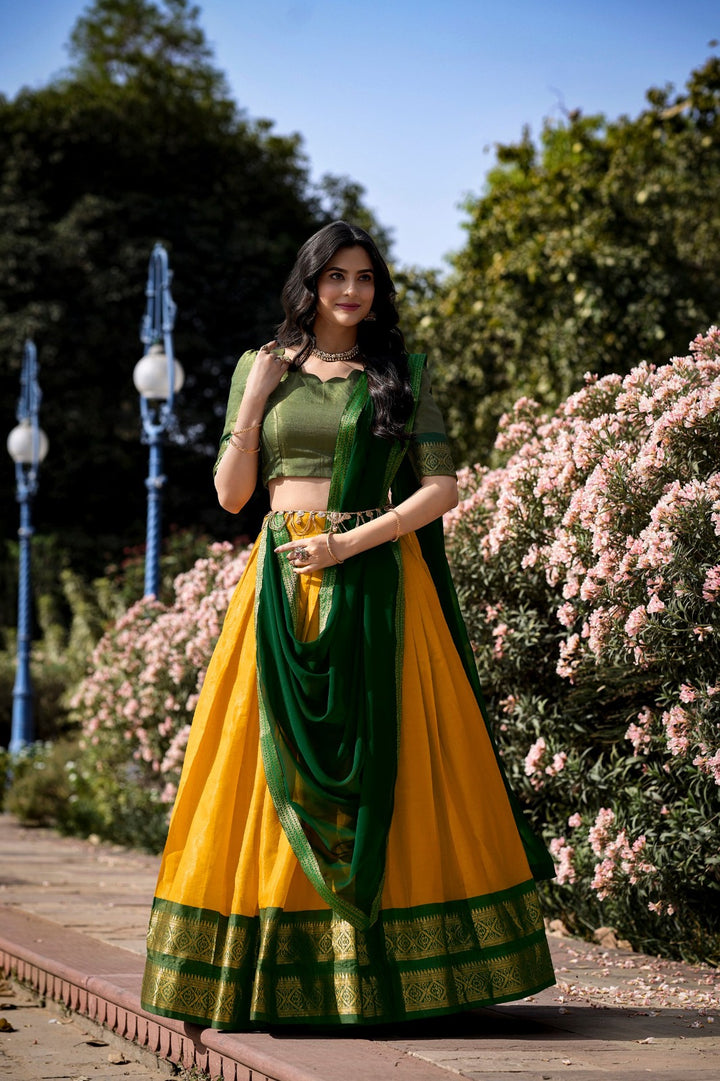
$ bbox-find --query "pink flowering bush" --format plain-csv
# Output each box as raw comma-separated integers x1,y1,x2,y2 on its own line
445,328,720,963
68,541,252,849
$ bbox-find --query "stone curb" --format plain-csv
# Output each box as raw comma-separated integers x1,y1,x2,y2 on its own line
0,904,454,1081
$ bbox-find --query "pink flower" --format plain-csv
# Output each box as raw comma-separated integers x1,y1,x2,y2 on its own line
661,705,692,757
557,634,582,681
521,544,540,569
693,748,720,786
625,707,654,755
556,602,577,628
161,782,177,804
590,858,616,899
546,752,568,777
708,750,720,786
624,605,647,638
549,837,577,884
524,737,547,782
648,900,675,916
589,822,656,897
492,622,509,658
70,539,253,809
702,564,720,603
588,807,615,856
436,337,720,916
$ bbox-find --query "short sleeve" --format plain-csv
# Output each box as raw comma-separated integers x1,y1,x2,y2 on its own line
408,365,456,479
213,350,257,476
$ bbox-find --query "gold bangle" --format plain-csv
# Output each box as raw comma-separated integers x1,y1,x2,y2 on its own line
388,507,402,542
326,531,344,565
228,434,260,454
232,422,262,436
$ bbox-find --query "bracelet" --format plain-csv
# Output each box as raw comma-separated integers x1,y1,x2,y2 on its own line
326,531,344,565
228,434,260,454
232,422,262,436
388,507,402,542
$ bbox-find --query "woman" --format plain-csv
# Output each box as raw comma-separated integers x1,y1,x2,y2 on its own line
141,221,555,1029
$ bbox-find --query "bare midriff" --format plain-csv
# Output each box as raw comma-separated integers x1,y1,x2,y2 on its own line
268,476,332,512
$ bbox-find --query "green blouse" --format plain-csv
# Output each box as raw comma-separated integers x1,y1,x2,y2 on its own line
214,349,455,487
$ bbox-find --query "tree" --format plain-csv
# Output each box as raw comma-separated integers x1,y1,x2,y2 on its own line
66,0,229,102
0,0,384,628
403,56,720,464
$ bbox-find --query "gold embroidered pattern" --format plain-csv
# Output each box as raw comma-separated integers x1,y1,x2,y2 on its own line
259,914,371,966
146,907,253,969
267,971,384,1020
266,508,390,532
384,887,543,959
410,439,455,478
397,938,551,1014
142,882,554,1027
143,958,240,1021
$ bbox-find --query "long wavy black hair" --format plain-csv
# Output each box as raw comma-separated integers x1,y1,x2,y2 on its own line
276,221,414,441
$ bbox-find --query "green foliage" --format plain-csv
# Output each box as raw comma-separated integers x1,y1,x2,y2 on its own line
3,729,170,851
0,0,386,625
4,740,100,836
444,329,720,964
94,525,229,609
0,640,77,751
65,540,251,851
405,56,720,464
66,0,230,103
0,528,225,749
2,527,235,845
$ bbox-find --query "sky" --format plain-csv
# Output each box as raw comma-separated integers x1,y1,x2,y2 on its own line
0,0,717,269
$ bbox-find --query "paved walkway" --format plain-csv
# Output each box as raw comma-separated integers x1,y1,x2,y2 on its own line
0,813,718,1080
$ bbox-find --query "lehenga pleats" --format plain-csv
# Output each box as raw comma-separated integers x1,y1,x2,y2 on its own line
385,534,532,908
153,535,322,919
142,525,555,1027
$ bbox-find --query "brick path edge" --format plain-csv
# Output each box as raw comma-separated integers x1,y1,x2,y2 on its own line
0,904,455,1081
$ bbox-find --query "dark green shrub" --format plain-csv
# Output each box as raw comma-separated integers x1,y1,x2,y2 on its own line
67,541,252,851
4,739,99,837
445,328,720,964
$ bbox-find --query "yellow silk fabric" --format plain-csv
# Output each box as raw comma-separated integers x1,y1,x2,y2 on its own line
153,523,532,918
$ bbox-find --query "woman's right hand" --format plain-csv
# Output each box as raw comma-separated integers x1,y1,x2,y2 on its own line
244,340,292,399
214,341,292,515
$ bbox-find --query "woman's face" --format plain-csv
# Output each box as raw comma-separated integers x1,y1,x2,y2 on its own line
314,246,375,334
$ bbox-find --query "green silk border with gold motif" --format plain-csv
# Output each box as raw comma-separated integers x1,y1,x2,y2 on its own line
141,878,555,1028
409,432,456,478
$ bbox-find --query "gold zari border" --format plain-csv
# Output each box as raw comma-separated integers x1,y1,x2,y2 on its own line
142,882,554,1027
409,439,455,478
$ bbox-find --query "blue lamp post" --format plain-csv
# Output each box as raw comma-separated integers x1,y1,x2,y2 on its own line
133,244,184,598
6,340,48,754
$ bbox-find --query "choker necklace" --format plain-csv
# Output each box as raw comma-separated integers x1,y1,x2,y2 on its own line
311,344,361,363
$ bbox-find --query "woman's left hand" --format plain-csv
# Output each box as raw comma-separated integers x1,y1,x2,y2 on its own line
274,534,342,573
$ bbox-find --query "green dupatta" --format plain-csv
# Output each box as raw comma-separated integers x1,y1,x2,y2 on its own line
254,355,553,933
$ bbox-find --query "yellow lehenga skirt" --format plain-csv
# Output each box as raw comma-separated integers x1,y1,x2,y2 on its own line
141,520,555,1027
